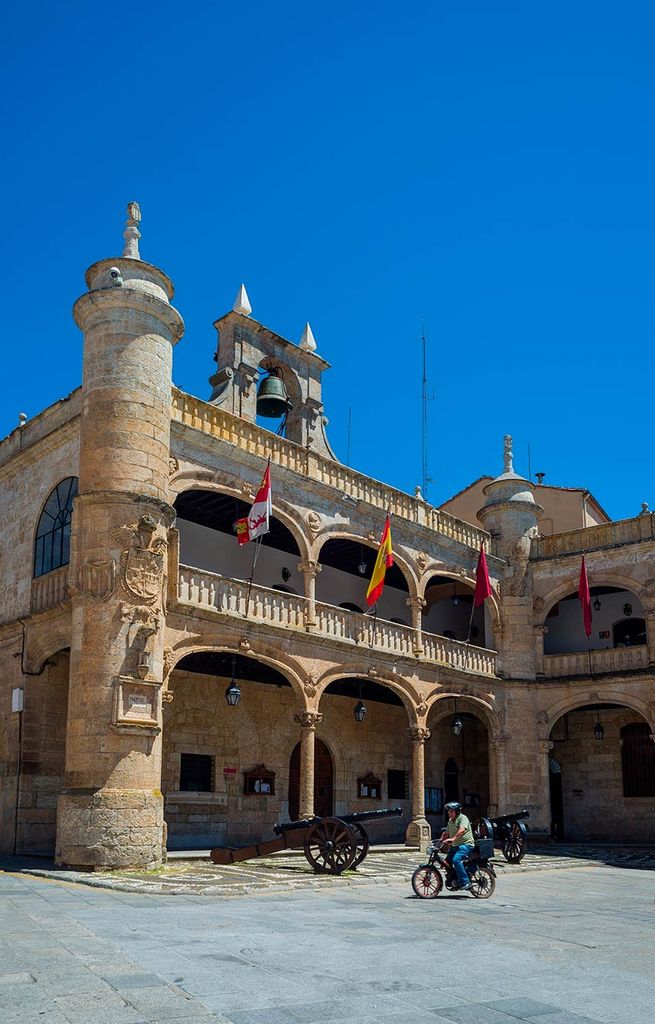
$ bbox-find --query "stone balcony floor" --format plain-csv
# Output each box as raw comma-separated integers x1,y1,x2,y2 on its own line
3,844,653,898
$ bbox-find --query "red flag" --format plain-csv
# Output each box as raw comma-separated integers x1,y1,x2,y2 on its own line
578,556,592,638
236,463,272,546
473,544,492,607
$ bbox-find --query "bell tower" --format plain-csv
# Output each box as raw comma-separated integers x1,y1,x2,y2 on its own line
56,204,184,870
208,286,337,459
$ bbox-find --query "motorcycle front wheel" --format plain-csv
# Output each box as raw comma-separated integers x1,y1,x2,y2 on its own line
469,867,496,899
411,864,443,899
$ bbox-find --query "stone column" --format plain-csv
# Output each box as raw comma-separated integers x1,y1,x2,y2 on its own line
405,726,431,850
488,736,508,816
644,607,655,666
534,625,547,677
406,596,426,655
298,561,321,630
535,739,554,835
295,710,323,818
55,205,184,871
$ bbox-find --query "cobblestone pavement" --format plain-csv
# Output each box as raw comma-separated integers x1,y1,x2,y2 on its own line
0,864,653,1024
3,843,654,897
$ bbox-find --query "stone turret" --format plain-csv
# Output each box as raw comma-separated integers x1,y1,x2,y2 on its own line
55,204,184,870
477,435,542,680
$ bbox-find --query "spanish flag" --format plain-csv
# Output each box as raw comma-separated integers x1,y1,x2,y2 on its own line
366,515,393,607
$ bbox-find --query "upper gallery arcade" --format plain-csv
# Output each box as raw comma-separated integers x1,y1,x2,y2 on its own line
0,204,653,870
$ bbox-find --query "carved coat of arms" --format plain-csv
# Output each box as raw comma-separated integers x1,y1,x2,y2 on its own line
81,559,116,602
120,514,167,604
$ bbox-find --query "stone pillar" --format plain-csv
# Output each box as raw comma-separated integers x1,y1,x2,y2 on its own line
535,739,554,835
406,726,431,850
534,625,547,677
298,561,321,630
295,710,323,818
406,596,426,655
488,737,508,815
644,607,655,666
55,205,184,870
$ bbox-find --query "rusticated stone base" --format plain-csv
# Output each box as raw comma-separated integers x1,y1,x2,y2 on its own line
406,817,431,852
55,787,164,870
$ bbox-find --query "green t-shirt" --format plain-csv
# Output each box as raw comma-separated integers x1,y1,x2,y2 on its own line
447,812,474,847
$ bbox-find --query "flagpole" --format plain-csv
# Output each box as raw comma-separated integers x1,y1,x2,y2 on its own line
466,599,476,643
586,638,594,681
243,535,264,619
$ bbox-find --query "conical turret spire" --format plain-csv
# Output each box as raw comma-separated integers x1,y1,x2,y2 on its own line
233,284,252,316
299,322,317,352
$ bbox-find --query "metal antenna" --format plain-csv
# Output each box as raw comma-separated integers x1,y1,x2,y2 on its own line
421,321,432,501
347,407,352,465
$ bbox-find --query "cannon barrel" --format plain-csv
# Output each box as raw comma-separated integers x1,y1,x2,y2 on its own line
489,809,529,826
273,806,402,835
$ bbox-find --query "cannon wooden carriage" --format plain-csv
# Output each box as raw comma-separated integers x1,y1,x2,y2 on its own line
473,808,529,863
210,806,402,875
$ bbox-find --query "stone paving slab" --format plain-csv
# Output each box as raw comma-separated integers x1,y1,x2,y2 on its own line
1,844,653,899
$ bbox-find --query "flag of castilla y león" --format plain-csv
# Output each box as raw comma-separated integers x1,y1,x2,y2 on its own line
236,463,272,545
366,515,393,607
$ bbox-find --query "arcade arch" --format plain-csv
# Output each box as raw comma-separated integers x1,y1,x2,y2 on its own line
315,536,412,625
547,699,654,841
421,574,495,649
541,581,647,656
425,695,494,825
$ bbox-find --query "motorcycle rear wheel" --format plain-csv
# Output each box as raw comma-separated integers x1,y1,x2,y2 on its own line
469,867,496,899
411,865,443,899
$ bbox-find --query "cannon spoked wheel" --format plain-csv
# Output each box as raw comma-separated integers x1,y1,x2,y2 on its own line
502,820,528,863
472,816,494,840
303,817,358,874
349,821,370,868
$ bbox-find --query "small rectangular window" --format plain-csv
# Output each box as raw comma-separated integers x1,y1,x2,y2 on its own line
180,753,213,792
425,787,443,814
387,769,408,800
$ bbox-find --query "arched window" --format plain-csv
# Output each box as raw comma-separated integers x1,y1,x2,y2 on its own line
621,723,655,797
34,478,78,578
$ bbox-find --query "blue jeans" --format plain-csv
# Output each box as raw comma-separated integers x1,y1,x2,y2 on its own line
446,843,474,888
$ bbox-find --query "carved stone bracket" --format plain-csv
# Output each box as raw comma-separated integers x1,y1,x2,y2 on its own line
416,552,429,574
408,725,431,743
303,670,319,698
297,560,321,576
239,636,251,652
415,691,428,717
294,710,323,729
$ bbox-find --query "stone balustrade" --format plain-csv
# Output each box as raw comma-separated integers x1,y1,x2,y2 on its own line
543,644,649,678
31,566,69,613
177,565,498,679
171,391,488,552
531,514,654,560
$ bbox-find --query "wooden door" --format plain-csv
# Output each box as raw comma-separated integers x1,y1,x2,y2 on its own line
288,738,333,820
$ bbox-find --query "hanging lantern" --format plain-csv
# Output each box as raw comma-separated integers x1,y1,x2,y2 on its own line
594,718,604,741
354,700,367,723
225,655,241,707
256,368,291,419
451,714,463,736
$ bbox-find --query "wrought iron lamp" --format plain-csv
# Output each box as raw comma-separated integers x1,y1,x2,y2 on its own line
354,679,367,722
225,655,241,707
592,595,601,612
593,711,604,741
451,697,463,736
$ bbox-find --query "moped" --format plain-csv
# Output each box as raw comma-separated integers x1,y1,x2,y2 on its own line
412,838,496,899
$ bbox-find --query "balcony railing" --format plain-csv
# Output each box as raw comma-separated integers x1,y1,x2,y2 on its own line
177,565,497,678
31,566,69,613
171,391,488,552
543,645,649,678
531,514,655,560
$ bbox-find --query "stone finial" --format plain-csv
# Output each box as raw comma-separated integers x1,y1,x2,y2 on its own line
299,322,317,352
503,434,514,475
122,201,142,259
233,284,252,316
641,502,650,515
18,412,27,428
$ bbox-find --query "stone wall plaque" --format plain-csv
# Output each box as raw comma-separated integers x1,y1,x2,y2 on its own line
114,676,160,731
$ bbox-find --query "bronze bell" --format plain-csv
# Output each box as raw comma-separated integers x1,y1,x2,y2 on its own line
256,368,291,418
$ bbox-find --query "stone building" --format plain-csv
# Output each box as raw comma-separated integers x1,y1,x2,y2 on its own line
0,205,653,870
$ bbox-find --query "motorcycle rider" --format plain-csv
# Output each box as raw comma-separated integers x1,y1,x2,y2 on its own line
440,801,475,891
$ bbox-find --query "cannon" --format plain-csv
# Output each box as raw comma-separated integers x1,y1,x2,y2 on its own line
210,806,402,875
473,809,530,863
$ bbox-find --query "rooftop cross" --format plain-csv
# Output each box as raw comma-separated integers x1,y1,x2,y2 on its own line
122,202,142,259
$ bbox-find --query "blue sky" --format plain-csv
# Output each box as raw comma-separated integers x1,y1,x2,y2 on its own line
2,2,653,519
